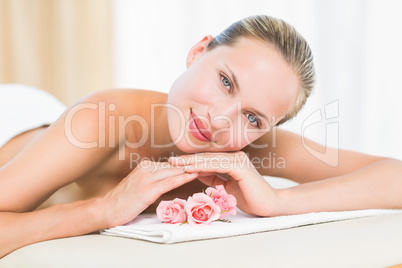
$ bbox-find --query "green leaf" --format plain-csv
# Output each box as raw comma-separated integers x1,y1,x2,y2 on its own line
216,219,231,223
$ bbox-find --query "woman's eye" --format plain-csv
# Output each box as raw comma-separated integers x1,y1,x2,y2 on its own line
245,113,260,128
221,75,231,90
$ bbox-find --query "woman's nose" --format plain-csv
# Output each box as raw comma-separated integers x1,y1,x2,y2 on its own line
209,101,240,130
211,114,231,129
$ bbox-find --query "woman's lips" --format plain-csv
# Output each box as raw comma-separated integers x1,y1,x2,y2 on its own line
189,110,212,142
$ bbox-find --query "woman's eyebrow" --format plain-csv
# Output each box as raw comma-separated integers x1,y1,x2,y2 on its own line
224,63,268,123
224,62,240,92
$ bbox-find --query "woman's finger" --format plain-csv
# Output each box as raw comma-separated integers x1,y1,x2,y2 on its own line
185,157,258,182
155,172,199,194
168,151,261,185
135,160,189,182
196,173,227,188
168,152,239,166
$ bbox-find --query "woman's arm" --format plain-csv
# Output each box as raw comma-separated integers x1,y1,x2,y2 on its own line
171,151,402,217
242,128,402,214
0,198,103,257
0,161,197,258
172,129,401,216
275,158,402,214
243,128,389,183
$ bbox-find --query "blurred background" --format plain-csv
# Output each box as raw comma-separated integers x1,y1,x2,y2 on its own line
0,0,401,159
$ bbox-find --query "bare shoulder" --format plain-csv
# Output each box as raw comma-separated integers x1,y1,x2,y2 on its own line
0,90,137,212
87,88,168,114
242,127,385,183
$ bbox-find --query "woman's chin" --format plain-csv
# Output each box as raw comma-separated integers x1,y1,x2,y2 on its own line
173,141,201,154
173,140,238,154
172,138,210,154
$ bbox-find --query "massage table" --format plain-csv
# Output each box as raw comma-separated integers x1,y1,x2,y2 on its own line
1,177,402,267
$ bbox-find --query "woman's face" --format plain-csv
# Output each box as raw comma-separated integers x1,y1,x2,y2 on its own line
167,36,298,153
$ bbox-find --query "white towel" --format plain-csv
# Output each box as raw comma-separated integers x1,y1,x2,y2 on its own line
100,208,402,243
0,84,66,148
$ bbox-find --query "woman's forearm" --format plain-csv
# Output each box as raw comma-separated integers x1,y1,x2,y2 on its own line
275,159,402,215
0,198,106,258
0,159,199,258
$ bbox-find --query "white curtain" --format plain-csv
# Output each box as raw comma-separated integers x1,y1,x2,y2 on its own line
112,0,402,160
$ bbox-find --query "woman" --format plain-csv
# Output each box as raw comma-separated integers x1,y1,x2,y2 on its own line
0,15,401,258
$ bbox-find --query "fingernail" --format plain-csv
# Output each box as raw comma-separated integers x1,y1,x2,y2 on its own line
184,165,192,170
189,172,198,176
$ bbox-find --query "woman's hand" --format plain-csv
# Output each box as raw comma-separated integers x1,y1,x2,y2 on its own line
99,160,198,228
168,151,279,217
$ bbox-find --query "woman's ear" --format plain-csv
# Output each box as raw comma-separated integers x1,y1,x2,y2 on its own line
186,35,213,68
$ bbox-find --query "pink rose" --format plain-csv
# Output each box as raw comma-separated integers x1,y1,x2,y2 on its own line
156,198,187,224
205,185,237,219
185,193,221,226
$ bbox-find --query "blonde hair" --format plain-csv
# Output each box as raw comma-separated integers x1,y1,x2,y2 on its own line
207,15,315,125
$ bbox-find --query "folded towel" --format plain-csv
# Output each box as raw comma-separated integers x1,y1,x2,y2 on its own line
100,208,402,243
